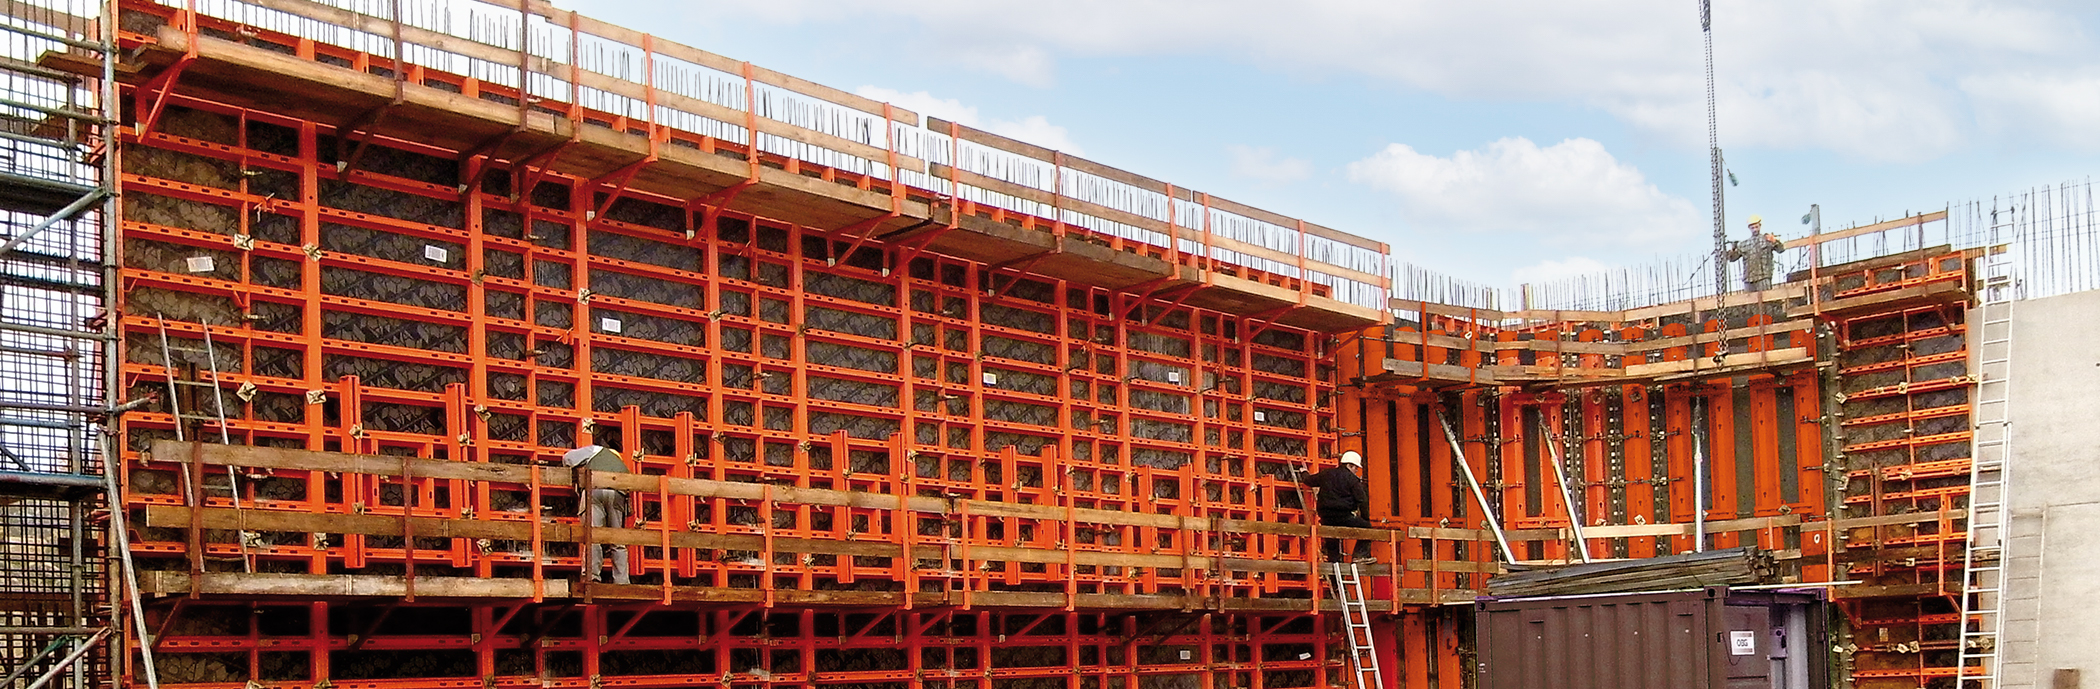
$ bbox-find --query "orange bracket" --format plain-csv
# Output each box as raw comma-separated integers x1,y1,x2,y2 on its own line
589,155,657,221
134,57,195,136
1243,304,1306,344
509,139,576,203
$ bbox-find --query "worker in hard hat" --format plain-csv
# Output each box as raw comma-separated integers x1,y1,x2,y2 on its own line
563,443,632,585
1300,450,1376,564
1723,214,1787,292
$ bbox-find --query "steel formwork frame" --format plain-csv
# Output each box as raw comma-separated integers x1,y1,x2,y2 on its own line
20,3,2019,689
1336,247,1982,689
1820,250,1976,689
136,602,1343,689
1336,308,1833,689
89,1,1409,686
112,91,1343,591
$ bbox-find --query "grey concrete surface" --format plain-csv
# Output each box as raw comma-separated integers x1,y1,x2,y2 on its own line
1998,289,2100,688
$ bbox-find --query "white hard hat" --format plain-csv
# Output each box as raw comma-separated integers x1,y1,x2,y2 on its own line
1339,451,1363,467
561,445,605,467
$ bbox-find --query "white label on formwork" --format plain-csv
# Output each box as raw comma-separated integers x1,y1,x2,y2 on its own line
1729,630,1757,656
600,317,623,334
1167,370,1182,384
982,372,998,386
185,255,215,273
1178,650,1192,661
1253,410,1267,423
424,244,449,263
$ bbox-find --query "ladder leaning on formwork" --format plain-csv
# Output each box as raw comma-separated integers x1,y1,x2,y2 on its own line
1957,233,2017,689
1328,563,1385,689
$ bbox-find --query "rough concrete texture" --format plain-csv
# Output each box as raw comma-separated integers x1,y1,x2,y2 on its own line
1998,288,2100,688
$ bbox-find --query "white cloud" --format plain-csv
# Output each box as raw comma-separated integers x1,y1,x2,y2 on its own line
856,86,1084,155
597,0,2099,161
1226,145,1312,185
1963,71,2100,152
1510,257,1614,285
1345,137,1701,248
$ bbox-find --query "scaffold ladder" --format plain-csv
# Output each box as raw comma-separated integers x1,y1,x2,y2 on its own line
1958,236,2016,689
1329,563,1384,689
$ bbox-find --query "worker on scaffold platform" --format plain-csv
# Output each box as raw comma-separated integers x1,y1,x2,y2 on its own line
1301,450,1376,564
1724,214,1787,292
563,443,633,584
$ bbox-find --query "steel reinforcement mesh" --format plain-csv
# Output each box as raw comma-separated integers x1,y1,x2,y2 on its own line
114,99,1340,601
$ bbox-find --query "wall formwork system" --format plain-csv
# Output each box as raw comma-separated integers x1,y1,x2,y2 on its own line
60,0,1413,687
1337,241,1988,689
0,1,2048,689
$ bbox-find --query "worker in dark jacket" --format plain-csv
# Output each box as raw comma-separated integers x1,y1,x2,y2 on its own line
1302,450,1375,563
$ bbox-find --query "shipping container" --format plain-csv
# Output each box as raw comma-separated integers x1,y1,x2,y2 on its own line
1475,586,1828,689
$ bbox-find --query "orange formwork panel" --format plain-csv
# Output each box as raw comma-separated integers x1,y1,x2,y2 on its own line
93,1,1420,685
1819,250,1977,689
1343,321,1828,573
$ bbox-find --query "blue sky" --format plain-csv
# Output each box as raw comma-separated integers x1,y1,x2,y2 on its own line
560,0,2099,287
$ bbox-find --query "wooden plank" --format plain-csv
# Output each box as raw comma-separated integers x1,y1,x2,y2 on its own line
1833,582,1940,599
1403,301,1512,322
140,570,567,598
1786,280,1968,319
158,441,1420,544
1395,285,1810,325
525,0,917,124
1826,509,1966,530
1381,358,1501,385
1788,211,1948,249
1622,347,1812,378
1402,559,1501,574
244,0,921,171
1204,194,1382,252
1619,321,1811,354
146,505,1347,576
930,117,1159,193
935,163,1382,285
1620,284,1810,322
928,120,1386,255
136,569,1461,611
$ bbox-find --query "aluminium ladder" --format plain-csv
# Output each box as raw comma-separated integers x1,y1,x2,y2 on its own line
1329,563,1385,689
1957,233,2016,689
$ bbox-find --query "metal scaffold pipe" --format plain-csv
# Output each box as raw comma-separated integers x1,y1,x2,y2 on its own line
1435,403,1515,564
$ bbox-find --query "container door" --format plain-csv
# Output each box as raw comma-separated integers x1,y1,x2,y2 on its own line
1722,606,1772,689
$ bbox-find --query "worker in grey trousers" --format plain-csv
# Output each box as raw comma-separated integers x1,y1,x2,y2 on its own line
562,444,631,584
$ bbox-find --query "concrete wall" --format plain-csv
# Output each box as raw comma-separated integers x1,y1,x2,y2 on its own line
1998,288,2100,689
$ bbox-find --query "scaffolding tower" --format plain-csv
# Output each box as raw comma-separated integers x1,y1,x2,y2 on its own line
0,1,124,687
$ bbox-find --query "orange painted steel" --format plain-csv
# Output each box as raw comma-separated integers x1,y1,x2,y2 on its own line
82,4,2000,689
1822,251,1977,689
1339,294,1858,689
102,3,1404,687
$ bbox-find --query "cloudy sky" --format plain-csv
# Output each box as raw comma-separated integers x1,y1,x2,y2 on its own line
560,0,2098,286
